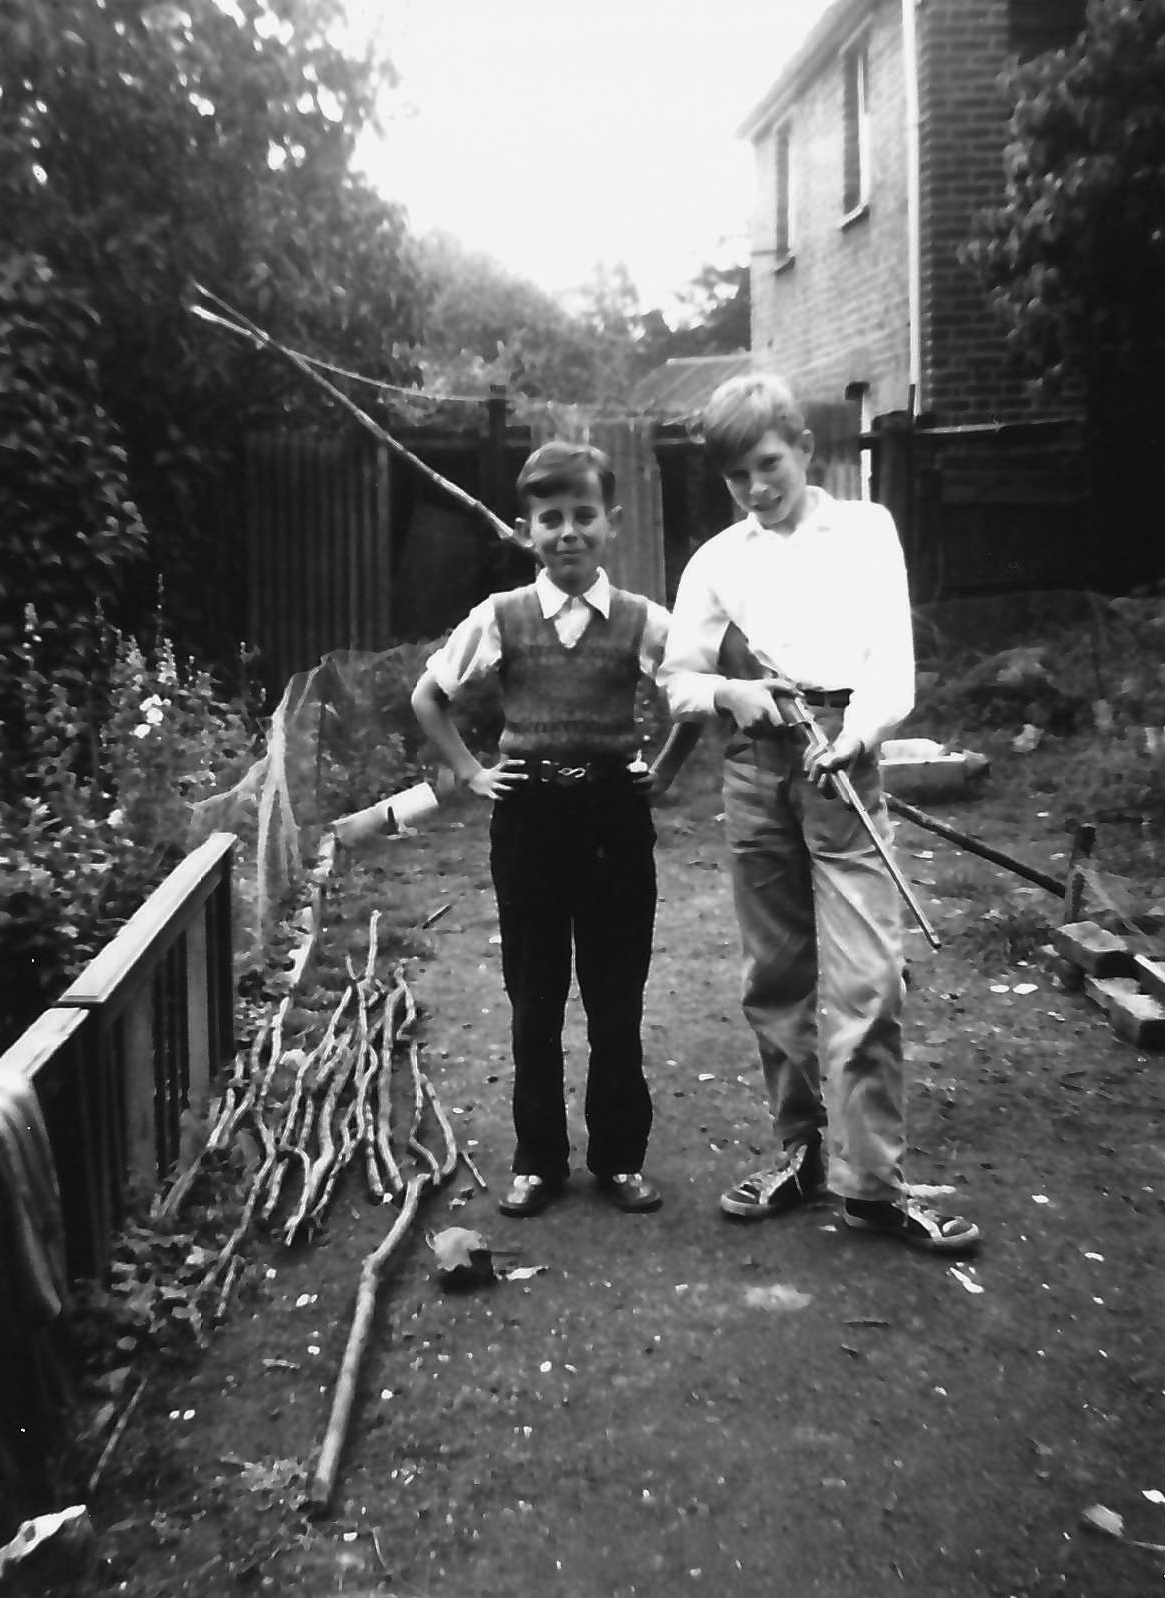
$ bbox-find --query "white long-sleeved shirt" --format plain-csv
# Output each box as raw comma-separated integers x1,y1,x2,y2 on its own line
658,488,915,752
424,567,672,696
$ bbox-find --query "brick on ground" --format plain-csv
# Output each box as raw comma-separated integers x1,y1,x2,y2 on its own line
1082,975,1165,1050
1051,920,1138,977
1132,953,1165,1006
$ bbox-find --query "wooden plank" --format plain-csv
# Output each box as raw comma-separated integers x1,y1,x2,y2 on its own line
0,1006,88,1087
376,443,392,644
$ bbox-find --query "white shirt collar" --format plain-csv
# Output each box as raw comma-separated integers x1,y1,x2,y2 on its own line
741,486,831,539
535,566,611,619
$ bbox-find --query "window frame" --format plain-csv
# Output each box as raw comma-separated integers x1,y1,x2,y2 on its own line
773,119,794,266
841,32,871,222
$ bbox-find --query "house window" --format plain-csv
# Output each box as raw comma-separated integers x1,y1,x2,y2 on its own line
774,123,792,261
1008,0,1087,61
842,38,870,216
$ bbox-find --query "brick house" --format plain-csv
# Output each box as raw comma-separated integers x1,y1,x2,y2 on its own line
740,0,1088,427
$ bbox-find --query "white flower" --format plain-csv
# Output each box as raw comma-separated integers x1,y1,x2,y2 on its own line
133,724,151,739
107,808,125,828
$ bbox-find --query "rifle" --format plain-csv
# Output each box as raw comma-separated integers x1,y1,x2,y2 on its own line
717,624,941,950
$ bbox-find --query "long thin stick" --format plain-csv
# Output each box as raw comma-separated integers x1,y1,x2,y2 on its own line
421,1074,459,1182
885,794,1065,896
308,1175,427,1514
190,285,518,546
87,1376,149,1494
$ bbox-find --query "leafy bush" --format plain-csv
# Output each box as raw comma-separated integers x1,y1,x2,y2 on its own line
0,630,255,1049
0,253,148,745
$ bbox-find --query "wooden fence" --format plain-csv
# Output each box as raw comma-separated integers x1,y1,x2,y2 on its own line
235,398,1113,694
870,412,1100,602
239,412,670,688
0,833,236,1494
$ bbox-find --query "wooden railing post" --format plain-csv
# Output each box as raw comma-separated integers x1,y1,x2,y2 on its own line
185,909,212,1115
123,990,157,1185
484,384,509,518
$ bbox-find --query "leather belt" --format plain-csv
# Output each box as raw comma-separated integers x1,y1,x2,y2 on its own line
513,757,630,787
798,688,851,709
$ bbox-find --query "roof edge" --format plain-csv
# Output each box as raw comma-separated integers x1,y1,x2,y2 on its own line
737,0,877,141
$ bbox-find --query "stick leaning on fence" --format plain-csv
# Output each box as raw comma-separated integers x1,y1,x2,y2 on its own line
188,283,521,547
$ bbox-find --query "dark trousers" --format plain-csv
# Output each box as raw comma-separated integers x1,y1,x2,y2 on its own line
489,777,657,1181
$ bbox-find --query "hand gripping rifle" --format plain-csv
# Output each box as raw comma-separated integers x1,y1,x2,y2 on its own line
717,623,941,951
772,690,941,950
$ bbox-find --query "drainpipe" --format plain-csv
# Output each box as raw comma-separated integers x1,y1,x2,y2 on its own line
902,0,922,412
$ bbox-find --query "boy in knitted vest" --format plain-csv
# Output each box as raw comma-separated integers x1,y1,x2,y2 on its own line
411,442,698,1217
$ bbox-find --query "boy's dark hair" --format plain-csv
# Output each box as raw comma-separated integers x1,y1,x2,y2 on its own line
516,441,617,511
700,374,808,474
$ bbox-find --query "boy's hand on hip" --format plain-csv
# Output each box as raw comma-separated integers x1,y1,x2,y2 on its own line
467,759,528,800
640,764,676,803
715,678,794,735
804,730,864,789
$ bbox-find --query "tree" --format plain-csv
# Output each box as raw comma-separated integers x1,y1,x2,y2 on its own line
413,232,630,405
0,0,424,660
634,262,750,375
0,253,149,768
961,0,1165,588
962,0,1165,395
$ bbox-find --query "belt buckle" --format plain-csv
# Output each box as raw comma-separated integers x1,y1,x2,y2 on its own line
557,764,588,785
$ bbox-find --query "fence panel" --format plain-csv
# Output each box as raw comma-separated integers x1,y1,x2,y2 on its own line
589,418,667,603
243,432,394,688
805,399,863,500
871,414,1096,601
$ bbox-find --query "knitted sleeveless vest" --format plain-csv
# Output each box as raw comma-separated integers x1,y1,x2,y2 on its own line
495,585,647,758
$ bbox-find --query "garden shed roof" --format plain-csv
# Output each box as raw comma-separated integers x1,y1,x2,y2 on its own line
628,354,754,419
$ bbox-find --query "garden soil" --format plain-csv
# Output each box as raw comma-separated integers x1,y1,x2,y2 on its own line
45,738,1165,1598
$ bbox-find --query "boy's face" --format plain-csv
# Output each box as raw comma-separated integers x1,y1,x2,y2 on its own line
722,427,814,531
517,471,620,595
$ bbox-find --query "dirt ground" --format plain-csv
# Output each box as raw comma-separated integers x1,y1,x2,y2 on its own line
36,733,1165,1598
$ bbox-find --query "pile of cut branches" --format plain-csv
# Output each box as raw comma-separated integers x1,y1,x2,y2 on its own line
153,912,463,1315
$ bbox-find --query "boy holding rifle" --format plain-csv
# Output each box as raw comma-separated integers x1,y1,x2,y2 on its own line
660,374,979,1252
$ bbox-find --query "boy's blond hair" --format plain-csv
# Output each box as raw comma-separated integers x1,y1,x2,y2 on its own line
700,374,807,473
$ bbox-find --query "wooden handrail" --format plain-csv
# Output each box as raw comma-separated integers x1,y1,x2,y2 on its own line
55,831,235,1014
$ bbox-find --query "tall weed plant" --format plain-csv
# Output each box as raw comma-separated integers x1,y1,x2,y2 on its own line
0,622,255,1048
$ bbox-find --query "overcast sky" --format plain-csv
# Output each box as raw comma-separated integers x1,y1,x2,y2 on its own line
351,0,834,311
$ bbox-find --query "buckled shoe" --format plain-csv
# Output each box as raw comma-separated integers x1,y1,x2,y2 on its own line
596,1172,662,1212
498,1174,561,1218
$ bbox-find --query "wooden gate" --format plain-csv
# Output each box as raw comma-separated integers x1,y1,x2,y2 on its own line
870,413,1099,602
